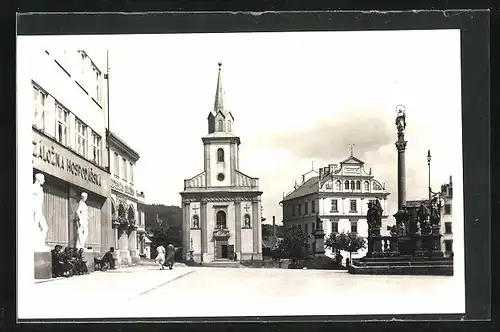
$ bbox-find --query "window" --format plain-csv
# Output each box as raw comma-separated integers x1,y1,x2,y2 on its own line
75,119,88,157
298,204,302,215
350,180,355,190
364,181,370,191
95,67,101,103
129,162,134,184
122,158,127,181
345,181,349,190
305,202,309,214
330,199,338,212
335,180,341,191
91,131,101,165
444,240,453,253
227,120,232,132
311,200,316,213
331,221,339,233
356,180,361,190
114,153,119,177
216,211,227,229
444,204,451,215
55,103,69,145
292,204,296,216
312,222,315,232
350,199,357,212
445,222,452,234
217,148,225,162
218,120,224,131
305,223,309,234
351,221,358,233
33,85,47,130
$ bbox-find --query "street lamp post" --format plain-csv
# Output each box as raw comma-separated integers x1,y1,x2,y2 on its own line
427,149,432,214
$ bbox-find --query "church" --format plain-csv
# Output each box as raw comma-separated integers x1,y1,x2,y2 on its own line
180,63,263,263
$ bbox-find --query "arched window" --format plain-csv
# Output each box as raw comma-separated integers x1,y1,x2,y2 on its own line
345,181,349,190
217,120,224,131
227,120,232,132
364,181,370,192
216,211,227,229
351,180,355,190
217,148,224,162
335,180,341,191
118,204,126,218
356,180,361,190
128,206,135,221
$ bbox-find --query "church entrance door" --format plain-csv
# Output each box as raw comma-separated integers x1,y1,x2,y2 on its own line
215,240,229,260
221,245,228,258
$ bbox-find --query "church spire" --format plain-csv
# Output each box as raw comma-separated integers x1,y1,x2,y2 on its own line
213,62,225,114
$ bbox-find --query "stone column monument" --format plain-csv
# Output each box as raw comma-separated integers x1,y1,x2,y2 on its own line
33,173,51,279
313,215,325,255
75,192,89,250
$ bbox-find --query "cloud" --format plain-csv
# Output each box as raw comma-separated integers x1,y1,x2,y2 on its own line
257,107,393,162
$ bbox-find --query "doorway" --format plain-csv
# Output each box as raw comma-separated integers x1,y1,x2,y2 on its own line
221,245,228,259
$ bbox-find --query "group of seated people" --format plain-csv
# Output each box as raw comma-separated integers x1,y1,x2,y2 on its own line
51,245,89,278
94,247,117,271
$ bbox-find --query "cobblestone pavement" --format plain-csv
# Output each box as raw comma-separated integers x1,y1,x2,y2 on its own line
20,266,465,320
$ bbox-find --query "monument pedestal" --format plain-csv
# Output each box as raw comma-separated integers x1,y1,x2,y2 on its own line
313,229,325,255
129,249,141,264
34,251,52,279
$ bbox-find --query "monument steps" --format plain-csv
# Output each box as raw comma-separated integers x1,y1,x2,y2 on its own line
202,260,242,268
348,264,453,276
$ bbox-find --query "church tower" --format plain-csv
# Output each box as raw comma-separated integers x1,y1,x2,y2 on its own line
180,63,263,264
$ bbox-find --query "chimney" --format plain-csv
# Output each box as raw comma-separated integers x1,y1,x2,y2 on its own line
272,216,276,237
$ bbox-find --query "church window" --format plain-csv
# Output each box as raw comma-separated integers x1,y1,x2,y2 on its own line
216,210,227,229
345,181,349,190
364,181,370,191
335,180,341,191
218,120,224,131
227,120,232,132
217,148,225,162
217,173,225,181
356,180,361,190
192,215,200,229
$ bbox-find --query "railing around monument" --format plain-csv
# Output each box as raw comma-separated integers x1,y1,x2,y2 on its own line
368,233,443,258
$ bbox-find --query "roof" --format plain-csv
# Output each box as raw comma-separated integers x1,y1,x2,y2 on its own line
339,155,365,165
282,176,319,202
108,130,140,162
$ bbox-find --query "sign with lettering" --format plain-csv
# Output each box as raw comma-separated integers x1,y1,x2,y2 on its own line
111,178,135,197
343,166,361,175
32,131,110,197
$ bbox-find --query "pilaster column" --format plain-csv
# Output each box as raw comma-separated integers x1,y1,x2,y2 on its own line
204,144,211,187
182,202,190,259
252,199,260,253
235,201,242,255
201,200,208,255
128,226,140,264
230,143,236,186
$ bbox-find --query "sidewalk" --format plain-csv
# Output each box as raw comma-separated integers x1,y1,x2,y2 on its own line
22,265,196,319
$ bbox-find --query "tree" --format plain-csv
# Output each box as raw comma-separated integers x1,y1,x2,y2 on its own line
277,225,311,266
327,231,366,262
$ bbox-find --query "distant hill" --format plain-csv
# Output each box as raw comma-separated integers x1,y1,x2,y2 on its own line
144,204,182,232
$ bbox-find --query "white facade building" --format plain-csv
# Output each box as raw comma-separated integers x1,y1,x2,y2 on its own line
281,153,390,262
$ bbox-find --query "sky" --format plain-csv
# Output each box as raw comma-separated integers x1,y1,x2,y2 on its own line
20,30,462,225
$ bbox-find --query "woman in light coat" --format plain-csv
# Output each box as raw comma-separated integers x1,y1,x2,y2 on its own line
155,245,166,269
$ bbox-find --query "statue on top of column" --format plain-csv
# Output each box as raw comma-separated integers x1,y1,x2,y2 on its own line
429,196,442,227
395,105,407,133
33,173,50,251
75,192,89,250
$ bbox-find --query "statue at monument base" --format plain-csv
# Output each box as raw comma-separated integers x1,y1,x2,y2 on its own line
75,192,89,250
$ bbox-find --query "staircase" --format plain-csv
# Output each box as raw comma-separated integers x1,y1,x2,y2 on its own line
349,256,454,276
202,259,241,268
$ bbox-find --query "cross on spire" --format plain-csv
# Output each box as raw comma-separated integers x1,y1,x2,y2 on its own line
349,144,356,157
213,62,226,114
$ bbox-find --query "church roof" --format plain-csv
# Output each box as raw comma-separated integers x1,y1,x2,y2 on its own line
339,155,365,165
281,176,319,202
212,62,228,116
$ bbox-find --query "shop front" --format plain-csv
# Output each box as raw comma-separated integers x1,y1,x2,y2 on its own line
32,130,112,254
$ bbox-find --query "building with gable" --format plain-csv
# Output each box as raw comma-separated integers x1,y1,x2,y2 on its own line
180,63,263,263
281,152,390,261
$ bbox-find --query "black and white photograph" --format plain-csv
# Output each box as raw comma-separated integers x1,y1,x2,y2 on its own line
16,21,473,321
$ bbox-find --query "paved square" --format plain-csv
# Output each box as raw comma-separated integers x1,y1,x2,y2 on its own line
20,265,465,319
